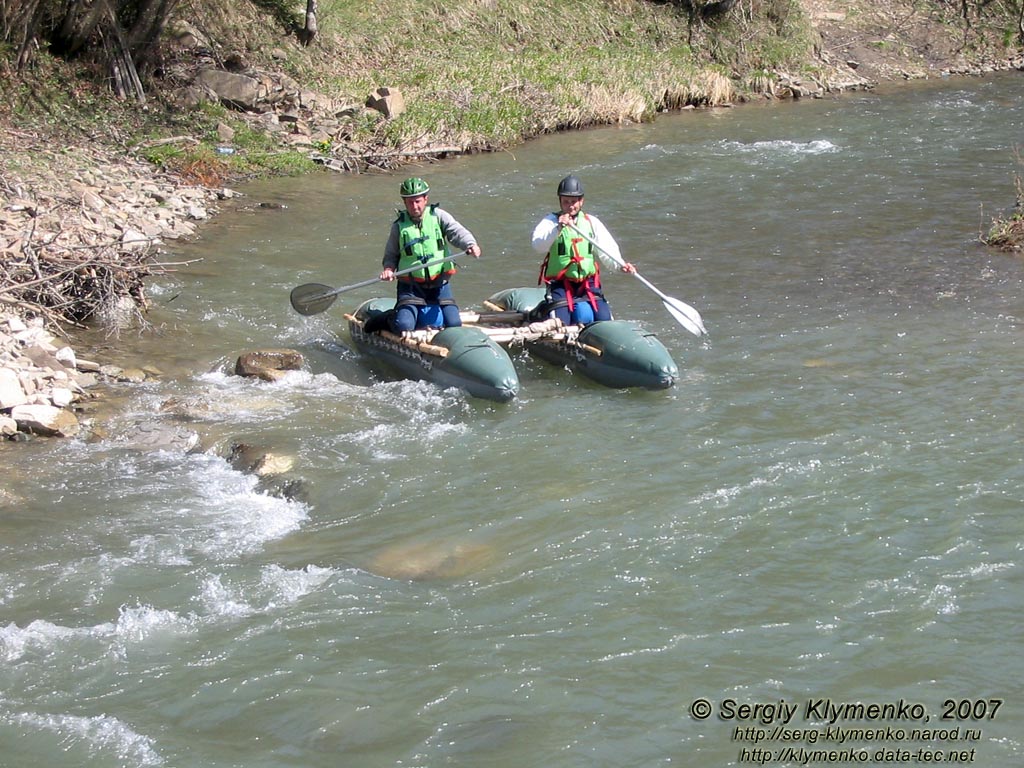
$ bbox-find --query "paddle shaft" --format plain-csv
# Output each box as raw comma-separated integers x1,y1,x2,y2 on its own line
563,221,706,336
290,250,468,315
331,250,468,298
562,220,629,271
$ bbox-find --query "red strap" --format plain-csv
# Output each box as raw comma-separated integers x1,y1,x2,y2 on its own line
540,227,600,314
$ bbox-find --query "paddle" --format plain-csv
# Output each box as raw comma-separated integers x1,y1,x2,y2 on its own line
289,251,468,316
564,222,707,337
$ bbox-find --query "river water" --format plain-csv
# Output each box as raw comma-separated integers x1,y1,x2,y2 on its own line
2,73,1023,767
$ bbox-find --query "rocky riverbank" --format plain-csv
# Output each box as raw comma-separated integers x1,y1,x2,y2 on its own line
0,126,238,441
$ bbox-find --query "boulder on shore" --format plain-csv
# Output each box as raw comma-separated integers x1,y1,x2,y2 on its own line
10,403,81,437
1,314,89,439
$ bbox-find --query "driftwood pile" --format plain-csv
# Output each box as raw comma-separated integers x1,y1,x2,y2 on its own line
0,226,154,330
0,138,223,331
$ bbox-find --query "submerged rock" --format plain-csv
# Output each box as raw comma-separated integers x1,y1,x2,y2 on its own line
228,442,295,476
114,421,201,453
368,539,495,581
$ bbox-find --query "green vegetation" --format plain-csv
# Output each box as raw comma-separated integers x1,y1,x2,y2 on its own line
135,103,317,183
982,148,1024,251
2,0,1024,182
1,0,825,180
298,0,806,146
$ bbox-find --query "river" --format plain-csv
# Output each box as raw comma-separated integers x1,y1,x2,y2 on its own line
2,72,1023,767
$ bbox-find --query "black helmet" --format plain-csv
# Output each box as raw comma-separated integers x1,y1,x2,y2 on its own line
557,175,584,197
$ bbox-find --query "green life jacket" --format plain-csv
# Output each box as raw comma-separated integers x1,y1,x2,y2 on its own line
396,205,455,282
542,212,597,282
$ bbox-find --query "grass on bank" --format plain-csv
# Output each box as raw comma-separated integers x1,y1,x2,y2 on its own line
134,103,314,183
6,0,1022,185
6,0,820,181
4,0,819,182
136,0,816,175
982,148,1024,251
283,0,817,150
1,49,317,182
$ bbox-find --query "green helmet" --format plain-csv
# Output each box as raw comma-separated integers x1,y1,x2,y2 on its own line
400,177,430,197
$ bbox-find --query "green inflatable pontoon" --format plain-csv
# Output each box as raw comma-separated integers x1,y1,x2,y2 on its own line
472,287,679,390
345,298,520,402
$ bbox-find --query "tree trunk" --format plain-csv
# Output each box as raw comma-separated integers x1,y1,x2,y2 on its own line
124,0,180,72
301,0,318,45
55,0,105,56
700,0,738,18
107,13,145,101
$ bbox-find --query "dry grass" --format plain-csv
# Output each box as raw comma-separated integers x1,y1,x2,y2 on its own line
571,84,650,126
983,156,1024,252
659,68,736,109
245,0,818,149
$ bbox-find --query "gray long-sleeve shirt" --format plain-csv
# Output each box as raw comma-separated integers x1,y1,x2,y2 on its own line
382,206,478,270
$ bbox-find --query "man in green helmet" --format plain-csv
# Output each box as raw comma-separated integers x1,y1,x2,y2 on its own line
373,177,482,333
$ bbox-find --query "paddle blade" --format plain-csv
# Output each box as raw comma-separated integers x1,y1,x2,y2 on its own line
663,296,707,336
290,283,338,316
662,300,703,337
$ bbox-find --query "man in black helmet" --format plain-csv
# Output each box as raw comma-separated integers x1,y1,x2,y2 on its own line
530,174,636,325
372,177,482,334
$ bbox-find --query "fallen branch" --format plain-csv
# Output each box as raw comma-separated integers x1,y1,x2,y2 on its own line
361,146,463,158
132,135,200,151
0,228,192,330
